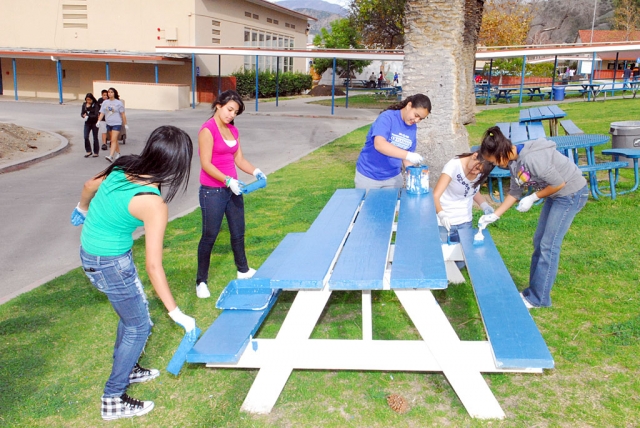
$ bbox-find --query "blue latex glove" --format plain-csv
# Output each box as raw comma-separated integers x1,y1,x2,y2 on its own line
480,202,494,215
517,193,540,212
168,307,196,334
253,168,267,181
70,203,88,226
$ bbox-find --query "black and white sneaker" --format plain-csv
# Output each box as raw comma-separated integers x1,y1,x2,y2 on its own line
129,363,160,384
101,393,154,420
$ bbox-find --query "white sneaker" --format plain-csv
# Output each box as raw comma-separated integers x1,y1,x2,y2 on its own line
237,268,256,279
101,393,154,420
115,152,121,160
520,292,535,309
105,155,113,162
196,282,210,299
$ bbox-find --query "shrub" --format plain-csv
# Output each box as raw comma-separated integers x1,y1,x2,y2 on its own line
231,69,312,98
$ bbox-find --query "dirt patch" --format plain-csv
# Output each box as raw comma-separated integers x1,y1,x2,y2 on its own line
309,85,346,96
0,123,61,167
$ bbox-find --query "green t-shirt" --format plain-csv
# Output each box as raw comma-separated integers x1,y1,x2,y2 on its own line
81,169,161,256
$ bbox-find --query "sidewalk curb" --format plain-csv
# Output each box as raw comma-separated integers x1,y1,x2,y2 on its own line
0,129,69,174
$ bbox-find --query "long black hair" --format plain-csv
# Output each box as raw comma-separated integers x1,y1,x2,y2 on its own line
479,126,513,166
456,152,493,189
211,90,245,125
108,87,120,100
96,125,193,202
85,93,98,104
384,93,432,114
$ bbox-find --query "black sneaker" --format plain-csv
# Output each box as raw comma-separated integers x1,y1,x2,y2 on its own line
101,393,154,420
129,363,160,384
101,144,107,151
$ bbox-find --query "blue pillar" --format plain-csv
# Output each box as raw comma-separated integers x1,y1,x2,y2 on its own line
57,60,63,104
551,55,558,100
255,55,259,112
345,59,350,109
518,55,526,106
331,57,336,115
155,64,159,83
276,57,280,107
12,58,18,100
486,59,493,106
191,53,196,109
105,62,110,80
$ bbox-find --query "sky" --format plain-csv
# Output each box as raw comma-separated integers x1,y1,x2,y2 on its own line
271,0,349,6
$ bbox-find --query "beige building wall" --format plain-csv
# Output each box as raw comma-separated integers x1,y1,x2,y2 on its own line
0,0,310,102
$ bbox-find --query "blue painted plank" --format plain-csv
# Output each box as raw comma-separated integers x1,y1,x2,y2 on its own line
329,188,398,290
186,294,279,363
496,122,510,137
166,327,201,375
528,107,543,121
510,122,528,143
269,189,366,289
459,229,554,369
216,281,279,310
547,105,566,118
391,190,448,289
252,233,306,284
527,121,546,140
518,110,531,123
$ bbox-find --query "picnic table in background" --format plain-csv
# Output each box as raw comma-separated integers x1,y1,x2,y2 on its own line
519,105,566,136
494,87,518,103
524,87,546,101
184,189,554,419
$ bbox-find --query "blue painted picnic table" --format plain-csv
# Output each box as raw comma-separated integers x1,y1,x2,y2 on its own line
186,188,554,419
519,105,567,136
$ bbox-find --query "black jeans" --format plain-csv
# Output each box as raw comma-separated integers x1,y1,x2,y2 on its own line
196,185,249,284
84,121,99,154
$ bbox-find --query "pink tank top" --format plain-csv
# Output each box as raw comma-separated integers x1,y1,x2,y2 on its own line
199,118,239,187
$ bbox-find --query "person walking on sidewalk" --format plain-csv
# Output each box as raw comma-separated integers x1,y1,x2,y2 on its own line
81,92,101,157
70,125,197,420
97,87,127,162
194,90,266,299
98,89,109,151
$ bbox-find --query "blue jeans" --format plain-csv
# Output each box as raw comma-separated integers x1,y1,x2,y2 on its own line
522,185,589,307
196,186,249,284
439,221,472,269
80,247,152,397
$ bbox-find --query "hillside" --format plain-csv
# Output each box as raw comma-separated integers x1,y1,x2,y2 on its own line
275,0,347,16
295,8,344,35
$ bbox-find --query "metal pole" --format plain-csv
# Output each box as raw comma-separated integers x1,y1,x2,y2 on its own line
276,57,280,107
218,55,222,96
590,0,598,44
255,54,259,112
518,55,526,106
155,64,159,83
588,51,596,101
551,55,558,100
613,52,619,85
486,59,493,106
346,59,350,109
331,57,336,115
12,58,18,100
191,53,196,109
57,60,63,104
106,62,110,80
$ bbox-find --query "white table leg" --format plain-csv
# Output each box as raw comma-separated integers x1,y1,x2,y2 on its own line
240,288,332,414
395,289,506,419
362,290,372,340
442,243,465,284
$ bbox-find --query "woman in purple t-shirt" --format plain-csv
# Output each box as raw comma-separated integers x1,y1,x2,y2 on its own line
194,90,266,299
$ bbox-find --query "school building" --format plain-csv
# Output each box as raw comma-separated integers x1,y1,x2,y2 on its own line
0,0,314,107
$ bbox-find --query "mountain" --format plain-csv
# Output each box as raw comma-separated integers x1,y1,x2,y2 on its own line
295,8,344,35
275,0,347,16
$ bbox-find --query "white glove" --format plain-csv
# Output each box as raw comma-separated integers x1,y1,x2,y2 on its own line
252,168,267,181
437,211,451,231
480,202,494,215
84,115,89,121
405,151,423,165
168,307,196,333
478,213,500,228
124,124,129,131
225,177,243,195
517,193,540,212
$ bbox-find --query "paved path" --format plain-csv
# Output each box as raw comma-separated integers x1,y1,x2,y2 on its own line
0,96,378,303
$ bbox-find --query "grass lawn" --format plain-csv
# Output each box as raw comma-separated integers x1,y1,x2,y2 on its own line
309,93,398,110
1,98,640,427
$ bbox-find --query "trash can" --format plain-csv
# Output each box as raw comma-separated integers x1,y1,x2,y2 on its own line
552,86,566,101
610,121,640,168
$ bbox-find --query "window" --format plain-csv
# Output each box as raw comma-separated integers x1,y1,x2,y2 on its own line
253,14,259,20
212,38,220,44
267,18,272,23
245,11,251,17
212,20,220,26
285,23,290,28
62,2,87,28
212,29,220,35
291,24,295,29
243,28,294,73
273,19,279,25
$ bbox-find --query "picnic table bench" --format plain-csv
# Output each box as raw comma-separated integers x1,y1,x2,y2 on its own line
185,188,554,419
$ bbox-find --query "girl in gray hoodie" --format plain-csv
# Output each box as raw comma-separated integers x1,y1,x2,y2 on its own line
478,126,588,308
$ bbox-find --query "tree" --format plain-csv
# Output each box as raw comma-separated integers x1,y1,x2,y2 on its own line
311,18,371,76
611,0,640,40
479,0,538,46
348,0,406,49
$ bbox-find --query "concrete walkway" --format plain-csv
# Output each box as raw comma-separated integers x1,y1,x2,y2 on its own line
0,96,378,304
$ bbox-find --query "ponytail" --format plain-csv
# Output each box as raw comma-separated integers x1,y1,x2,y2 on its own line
383,93,432,114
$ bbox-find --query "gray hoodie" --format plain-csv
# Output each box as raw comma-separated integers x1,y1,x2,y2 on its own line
508,138,587,199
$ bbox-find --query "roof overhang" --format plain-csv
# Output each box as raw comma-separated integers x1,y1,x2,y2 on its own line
476,43,640,59
156,46,404,61
0,49,185,65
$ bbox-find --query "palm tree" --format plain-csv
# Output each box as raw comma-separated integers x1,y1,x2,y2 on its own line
403,0,485,184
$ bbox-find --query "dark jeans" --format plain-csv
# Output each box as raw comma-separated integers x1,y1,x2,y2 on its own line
84,121,99,154
196,186,249,284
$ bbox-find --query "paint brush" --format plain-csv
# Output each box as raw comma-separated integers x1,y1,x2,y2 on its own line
473,226,485,246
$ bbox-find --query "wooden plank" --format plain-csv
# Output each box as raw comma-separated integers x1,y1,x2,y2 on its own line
390,190,448,289
496,122,511,137
528,107,544,121
518,109,531,123
252,233,305,283
527,121,546,140
547,105,566,118
458,229,554,369
509,122,528,143
269,189,366,289
329,189,398,290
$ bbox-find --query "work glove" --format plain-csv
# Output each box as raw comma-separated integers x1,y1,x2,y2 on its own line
168,307,196,333
478,213,500,229
405,151,423,165
437,211,451,231
516,193,540,212
83,114,89,121
70,203,88,226
480,202,494,215
225,177,244,196
252,168,267,181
